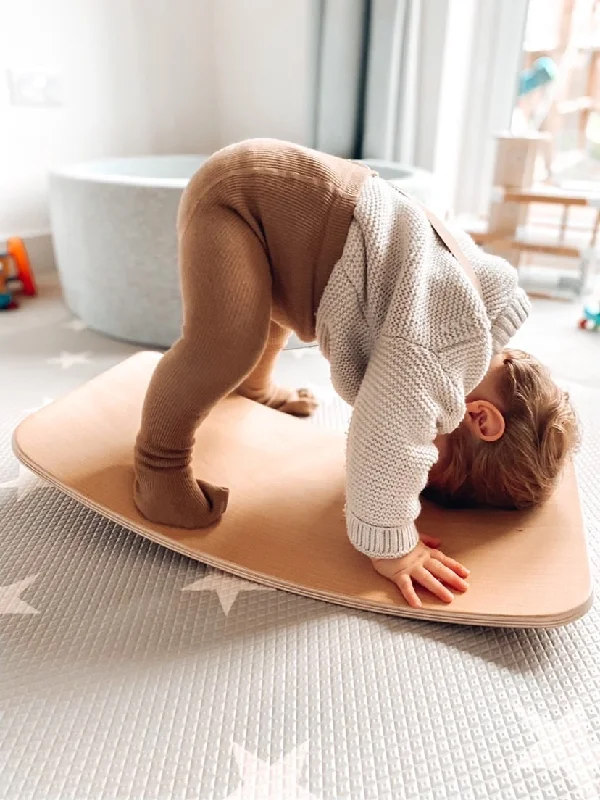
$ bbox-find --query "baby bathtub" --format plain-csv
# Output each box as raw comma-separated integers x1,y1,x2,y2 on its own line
49,155,435,348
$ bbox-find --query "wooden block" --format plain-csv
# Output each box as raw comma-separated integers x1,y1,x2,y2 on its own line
502,189,593,206
474,233,582,259
12,353,593,629
493,133,551,188
488,201,521,236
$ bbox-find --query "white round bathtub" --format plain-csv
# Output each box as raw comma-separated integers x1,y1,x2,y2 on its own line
49,154,435,347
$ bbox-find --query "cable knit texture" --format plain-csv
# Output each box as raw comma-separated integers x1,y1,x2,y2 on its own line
316,177,531,558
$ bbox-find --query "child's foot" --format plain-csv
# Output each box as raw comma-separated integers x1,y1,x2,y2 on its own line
134,467,229,528
238,384,318,417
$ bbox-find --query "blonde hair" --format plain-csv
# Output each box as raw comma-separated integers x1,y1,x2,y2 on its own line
426,349,580,509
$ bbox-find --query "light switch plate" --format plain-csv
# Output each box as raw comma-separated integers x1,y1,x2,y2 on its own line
6,68,63,107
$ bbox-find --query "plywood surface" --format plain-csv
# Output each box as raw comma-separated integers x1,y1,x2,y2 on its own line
13,352,593,628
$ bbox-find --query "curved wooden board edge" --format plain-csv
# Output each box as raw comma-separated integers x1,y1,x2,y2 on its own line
12,433,594,630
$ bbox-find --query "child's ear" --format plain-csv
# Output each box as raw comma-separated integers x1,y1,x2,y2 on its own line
465,400,505,442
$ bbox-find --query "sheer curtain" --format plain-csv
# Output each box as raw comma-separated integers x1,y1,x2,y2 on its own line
313,0,426,162
361,0,422,163
312,0,529,214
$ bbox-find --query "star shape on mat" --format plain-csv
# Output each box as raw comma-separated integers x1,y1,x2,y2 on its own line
0,575,40,615
517,703,600,789
181,569,274,615
62,318,87,332
46,351,91,370
0,464,42,502
226,742,319,800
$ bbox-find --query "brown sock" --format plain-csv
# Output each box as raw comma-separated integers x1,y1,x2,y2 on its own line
133,205,274,529
134,462,229,529
236,321,318,417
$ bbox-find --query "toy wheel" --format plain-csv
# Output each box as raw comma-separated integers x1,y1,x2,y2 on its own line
0,292,14,310
7,237,36,296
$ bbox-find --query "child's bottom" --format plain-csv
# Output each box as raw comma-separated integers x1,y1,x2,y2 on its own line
132,137,369,530
133,196,317,530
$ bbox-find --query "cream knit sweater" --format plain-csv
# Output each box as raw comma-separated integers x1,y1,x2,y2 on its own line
316,176,531,559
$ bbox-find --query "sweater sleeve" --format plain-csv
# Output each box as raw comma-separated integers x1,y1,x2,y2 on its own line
438,221,531,352
344,335,465,559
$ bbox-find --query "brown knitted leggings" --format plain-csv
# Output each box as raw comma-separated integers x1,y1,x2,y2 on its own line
133,204,316,530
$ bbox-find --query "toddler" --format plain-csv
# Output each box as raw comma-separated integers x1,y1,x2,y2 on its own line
134,139,579,608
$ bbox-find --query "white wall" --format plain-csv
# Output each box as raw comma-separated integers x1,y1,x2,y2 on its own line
0,0,217,236
1,0,318,241
211,0,317,147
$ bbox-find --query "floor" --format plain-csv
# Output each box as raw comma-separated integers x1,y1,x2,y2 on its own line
2,274,600,799
4,273,599,399
507,293,600,390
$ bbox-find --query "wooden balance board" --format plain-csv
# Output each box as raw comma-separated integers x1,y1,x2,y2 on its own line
13,351,593,628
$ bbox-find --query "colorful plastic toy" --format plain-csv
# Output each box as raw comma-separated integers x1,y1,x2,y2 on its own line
518,56,558,98
0,237,36,309
579,299,600,330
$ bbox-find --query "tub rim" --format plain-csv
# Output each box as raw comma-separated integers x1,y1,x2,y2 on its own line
49,155,210,190
50,154,433,190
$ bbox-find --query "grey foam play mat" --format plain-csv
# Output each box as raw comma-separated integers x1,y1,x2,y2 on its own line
1,305,600,800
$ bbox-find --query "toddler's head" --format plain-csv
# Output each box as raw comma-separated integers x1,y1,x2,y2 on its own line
426,349,580,509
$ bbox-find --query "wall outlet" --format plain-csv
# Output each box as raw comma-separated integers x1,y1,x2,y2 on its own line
6,68,63,107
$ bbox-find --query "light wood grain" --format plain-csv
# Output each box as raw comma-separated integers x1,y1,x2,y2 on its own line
12,352,593,628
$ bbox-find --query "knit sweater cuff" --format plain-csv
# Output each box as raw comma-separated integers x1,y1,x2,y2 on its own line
347,513,419,559
490,287,531,352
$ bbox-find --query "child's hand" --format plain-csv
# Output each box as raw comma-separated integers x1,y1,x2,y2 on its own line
371,540,469,608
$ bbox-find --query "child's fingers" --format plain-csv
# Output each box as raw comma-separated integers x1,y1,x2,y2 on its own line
413,566,454,604
432,550,470,578
397,574,422,608
428,559,469,593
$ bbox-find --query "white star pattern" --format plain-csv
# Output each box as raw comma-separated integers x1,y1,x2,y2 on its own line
0,575,40,615
46,351,91,370
518,703,600,790
0,463,42,502
226,742,319,799
62,318,87,332
181,569,274,615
